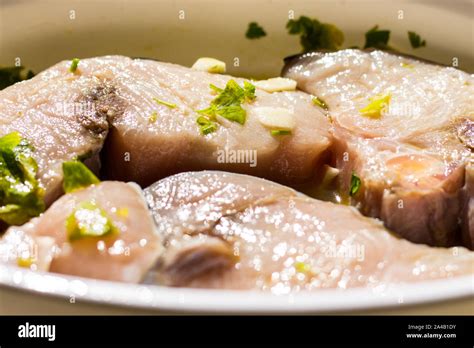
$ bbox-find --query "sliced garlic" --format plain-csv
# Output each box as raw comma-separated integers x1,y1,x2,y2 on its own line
320,165,340,187
191,57,226,74
254,77,297,92
254,107,295,130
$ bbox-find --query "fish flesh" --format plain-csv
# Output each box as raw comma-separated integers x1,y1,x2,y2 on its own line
81,56,331,187
283,49,474,248
0,55,332,229
0,68,119,207
0,181,161,282
0,55,331,217
144,171,474,291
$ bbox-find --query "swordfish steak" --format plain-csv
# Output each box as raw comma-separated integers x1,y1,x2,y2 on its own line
85,56,331,187
283,49,474,248
0,181,161,282
144,171,474,291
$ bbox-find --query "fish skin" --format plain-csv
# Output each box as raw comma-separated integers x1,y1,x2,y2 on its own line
0,182,162,283
462,165,474,247
144,171,474,291
283,49,474,248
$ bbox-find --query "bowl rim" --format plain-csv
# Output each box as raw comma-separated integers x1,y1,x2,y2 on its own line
1,264,472,313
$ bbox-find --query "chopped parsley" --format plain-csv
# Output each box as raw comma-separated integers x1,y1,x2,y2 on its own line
364,25,391,49
209,83,223,94
148,111,158,124
152,98,177,109
359,93,391,119
17,256,35,268
0,66,35,90
66,201,117,241
196,116,218,135
270,129,292,136
69,58,80,73
295,261,313,274
116,207,129,218
312,96,329,110
286,16,344,52
246,22,267,39
196,79,256,134
0,132,45,225
62,160,100,193
408,31,426,49
349,172,361,196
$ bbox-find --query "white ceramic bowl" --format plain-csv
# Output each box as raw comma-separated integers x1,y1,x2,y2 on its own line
0,0,473,314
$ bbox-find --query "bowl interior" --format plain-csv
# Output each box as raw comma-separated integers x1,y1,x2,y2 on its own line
1,0,473,78
0,0,473,314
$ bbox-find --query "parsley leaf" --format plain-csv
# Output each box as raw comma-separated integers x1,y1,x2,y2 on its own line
66,201,117,241
246,22,267,39
196,80,256,134
152,98,177,109
196,116,218,135
286,16,344,52
408,31,426,49
364,25,391,49
271,129,292,136
349,172,361,196
69,58,80,73
62,160,100,194
359,93,391,119
0,132,45,225
312,96,329,111
0,66,35,90
148,111,158,124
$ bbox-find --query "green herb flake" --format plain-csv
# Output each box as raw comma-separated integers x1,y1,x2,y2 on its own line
243,81,256,102
0,66,35,90
148,111,158,124
62,160,100,193
246,22,267,39
66,201,117,242
401,62,414,69
209,83,224,94
408,31,426,49
359,93,391,119
17,256,35,268
196,79,257,133
270,129,292,136
116,207,129,218
364,25,391,49
69,58,80,73
312,96,329,110
286,16,344,52
0,132,45,225
295,261,313,274
196,116,218,135
349,172,361,197
152,98,177,109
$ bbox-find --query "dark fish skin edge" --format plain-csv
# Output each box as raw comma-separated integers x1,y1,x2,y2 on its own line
281,48,451,76
131,57,162,62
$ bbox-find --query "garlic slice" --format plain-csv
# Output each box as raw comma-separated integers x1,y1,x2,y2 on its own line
254,107,295,130
191,57,226,73
254,77,297,92
320,165,340,187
